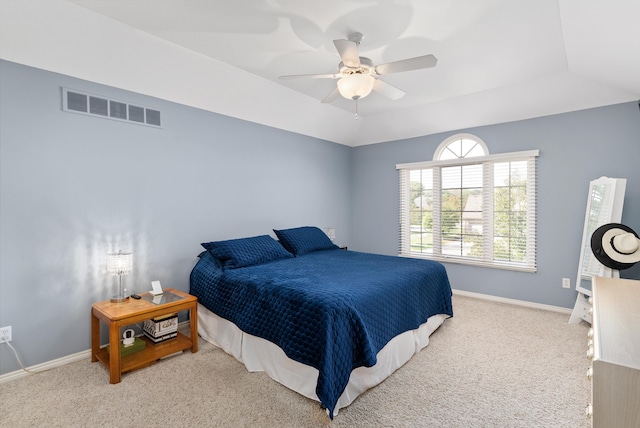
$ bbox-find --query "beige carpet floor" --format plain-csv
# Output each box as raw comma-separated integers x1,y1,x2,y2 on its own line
0,295,590,427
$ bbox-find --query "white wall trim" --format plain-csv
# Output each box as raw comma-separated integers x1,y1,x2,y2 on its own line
452,288,572,314
1,298,568,384
0,349,91,384
1,321,192,384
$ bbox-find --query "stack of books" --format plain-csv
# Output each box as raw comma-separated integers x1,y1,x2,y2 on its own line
143,313,178,343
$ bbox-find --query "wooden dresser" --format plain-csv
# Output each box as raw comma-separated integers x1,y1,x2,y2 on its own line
587,276,640,427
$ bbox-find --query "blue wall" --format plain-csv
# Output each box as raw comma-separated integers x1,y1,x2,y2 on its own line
2,58,639,375
351,102,640,307
0,60,352,374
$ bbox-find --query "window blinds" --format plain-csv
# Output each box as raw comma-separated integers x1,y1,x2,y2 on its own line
398,150,538,272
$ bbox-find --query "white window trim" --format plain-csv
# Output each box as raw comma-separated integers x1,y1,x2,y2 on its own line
397,149,539,272
433,133,489,160
397,149,539,170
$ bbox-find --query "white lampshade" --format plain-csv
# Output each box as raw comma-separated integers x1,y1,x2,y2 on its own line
107,251,132,303
323,227,336,241
337,74,375,100
107,251,132,276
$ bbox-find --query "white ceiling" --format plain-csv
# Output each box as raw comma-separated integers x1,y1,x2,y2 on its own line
1,0,639,146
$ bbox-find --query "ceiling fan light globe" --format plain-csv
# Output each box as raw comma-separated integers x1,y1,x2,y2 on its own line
337,74,374,100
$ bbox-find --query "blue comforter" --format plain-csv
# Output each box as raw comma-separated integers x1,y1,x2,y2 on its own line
190,249,453,417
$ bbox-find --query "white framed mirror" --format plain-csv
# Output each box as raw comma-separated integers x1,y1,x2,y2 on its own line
575,177,626,295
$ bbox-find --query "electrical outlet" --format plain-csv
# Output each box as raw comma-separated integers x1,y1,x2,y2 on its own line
562,278,571,289
0,326,12,343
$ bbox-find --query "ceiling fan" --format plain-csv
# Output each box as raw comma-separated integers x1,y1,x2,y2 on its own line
279,32,437,110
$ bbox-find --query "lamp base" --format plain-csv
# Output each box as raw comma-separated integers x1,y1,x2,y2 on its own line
110,295,130,303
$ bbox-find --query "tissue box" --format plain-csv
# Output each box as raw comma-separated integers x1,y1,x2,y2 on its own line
106,337,146,357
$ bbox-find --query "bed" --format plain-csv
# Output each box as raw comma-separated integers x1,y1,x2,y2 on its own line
189,227,453,418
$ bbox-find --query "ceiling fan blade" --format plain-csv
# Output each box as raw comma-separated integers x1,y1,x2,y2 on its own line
333,39,360,68
321,87,340,104
279,73,338,80
373,79,406,100
374,54,437,76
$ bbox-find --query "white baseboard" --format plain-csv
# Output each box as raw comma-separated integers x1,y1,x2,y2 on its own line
1,298,569,384
452,288,572,314
0,349,91,384
0,321,192,384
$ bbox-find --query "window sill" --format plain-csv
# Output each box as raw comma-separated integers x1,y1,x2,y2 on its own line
399,252,536,273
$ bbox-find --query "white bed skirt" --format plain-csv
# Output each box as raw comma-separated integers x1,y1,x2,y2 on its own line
197,303,447,415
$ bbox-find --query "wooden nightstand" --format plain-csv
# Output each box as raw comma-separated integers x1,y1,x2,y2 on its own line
91,288,198,384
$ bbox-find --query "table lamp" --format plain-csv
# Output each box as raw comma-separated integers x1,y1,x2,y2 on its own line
107,251,133,303
324,227,336,242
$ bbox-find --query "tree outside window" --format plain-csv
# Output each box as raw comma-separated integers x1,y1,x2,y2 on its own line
398,134,538,272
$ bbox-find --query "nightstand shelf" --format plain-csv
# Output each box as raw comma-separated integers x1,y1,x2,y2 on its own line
91,288,198,383
94,332,192,374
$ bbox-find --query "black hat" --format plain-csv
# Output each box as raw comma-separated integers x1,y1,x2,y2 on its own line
591,223,640,270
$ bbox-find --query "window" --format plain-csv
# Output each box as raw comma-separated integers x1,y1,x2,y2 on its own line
397,134,539,272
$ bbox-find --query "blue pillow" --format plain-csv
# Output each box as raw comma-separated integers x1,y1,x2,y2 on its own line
201,235,293,269
273,226,338,256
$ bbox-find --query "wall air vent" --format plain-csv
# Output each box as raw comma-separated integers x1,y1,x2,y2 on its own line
62,88,162,128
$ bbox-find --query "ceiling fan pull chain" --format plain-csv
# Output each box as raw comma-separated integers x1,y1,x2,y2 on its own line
355,99,359,120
